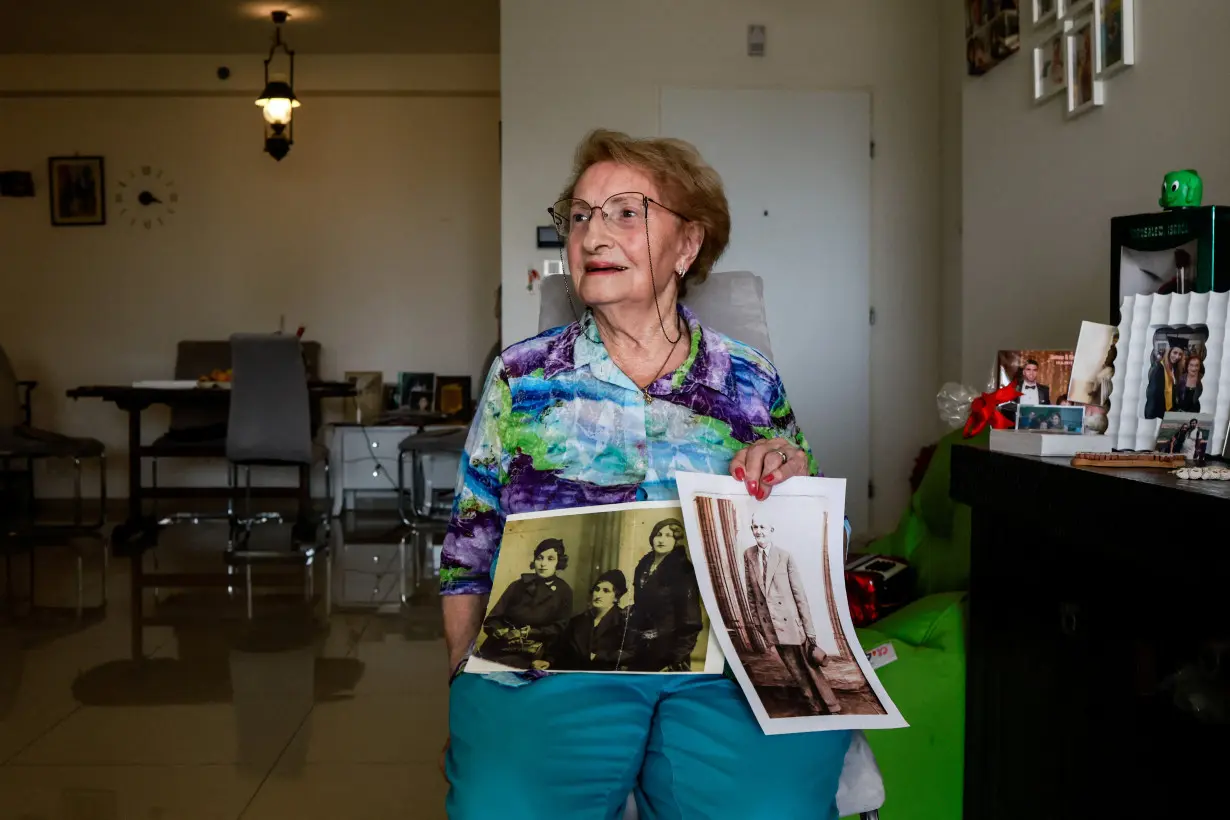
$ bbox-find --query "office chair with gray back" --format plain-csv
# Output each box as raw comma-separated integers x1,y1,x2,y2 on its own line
0,340,108,617
147,340,323,527
146,340,231,525
224,333,330,619
537,271,886,820
395,426,466,604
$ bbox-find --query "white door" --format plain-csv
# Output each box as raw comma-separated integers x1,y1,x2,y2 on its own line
661,88,872,531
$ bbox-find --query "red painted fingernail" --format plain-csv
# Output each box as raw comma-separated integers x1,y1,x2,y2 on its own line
758,488,768,500
734,467,745,481
747,480,758,495
763,474,774,484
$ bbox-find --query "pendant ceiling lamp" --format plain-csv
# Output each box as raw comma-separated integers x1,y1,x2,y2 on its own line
254,10,300,161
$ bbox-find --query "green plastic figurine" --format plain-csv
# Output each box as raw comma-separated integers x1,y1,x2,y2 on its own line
1160,169,1203,209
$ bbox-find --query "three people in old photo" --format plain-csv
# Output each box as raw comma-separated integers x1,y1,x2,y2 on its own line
472,511,709,674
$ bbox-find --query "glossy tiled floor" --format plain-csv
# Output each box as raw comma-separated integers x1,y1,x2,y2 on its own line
0,513,450,819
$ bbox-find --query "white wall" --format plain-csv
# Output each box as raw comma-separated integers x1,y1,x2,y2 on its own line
0,55,500,496
500,0,943,537
939,0,966,384
961,0,1230,386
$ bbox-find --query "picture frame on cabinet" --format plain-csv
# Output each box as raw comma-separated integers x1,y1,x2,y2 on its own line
1106,292,1230,458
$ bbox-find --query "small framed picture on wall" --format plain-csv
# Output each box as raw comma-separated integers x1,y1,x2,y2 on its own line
1095,0,1135,78
48,155,106,226
1031,0,1062,29
1032,25,1067,103
1064,15,1104,118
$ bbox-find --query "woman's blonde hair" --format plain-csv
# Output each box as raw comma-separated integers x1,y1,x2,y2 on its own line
558,129,730,297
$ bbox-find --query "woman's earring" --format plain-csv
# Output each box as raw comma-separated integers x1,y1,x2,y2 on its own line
676,267,686,278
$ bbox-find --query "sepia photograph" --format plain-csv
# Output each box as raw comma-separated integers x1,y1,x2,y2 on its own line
464,501,722,676
1068,321,1117,407
676,472,906,735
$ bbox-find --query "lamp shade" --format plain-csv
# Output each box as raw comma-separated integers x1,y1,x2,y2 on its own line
255,79,300,125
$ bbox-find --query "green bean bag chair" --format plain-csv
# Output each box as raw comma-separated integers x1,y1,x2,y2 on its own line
870,427,984,596
841,427,983,820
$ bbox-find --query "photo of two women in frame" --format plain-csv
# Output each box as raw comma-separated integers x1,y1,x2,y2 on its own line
464,502,722,676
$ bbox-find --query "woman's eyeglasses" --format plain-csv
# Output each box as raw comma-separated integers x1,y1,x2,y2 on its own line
548,192,689,238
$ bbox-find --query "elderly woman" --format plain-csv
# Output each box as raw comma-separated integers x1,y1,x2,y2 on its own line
442,129,851,818
626,517,703,672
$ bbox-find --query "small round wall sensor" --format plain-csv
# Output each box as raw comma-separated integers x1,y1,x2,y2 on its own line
216,66,231,80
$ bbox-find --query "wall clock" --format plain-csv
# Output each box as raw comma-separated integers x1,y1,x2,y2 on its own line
115,165,178,229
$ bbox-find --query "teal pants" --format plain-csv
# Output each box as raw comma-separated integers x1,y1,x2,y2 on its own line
446,672,851,819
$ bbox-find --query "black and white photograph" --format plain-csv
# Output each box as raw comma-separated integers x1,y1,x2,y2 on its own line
676,472,906,735
464,501,723,675
1067,320,1118,407
1155,412,1214,460
1142,324,1209,420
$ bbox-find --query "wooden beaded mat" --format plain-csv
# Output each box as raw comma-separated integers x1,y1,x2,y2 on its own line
1070,452,1186,469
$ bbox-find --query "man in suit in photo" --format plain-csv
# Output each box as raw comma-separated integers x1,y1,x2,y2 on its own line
1016,359,1051,406
743,514,843,715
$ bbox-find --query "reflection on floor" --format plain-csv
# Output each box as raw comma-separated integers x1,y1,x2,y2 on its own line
0,511,450,819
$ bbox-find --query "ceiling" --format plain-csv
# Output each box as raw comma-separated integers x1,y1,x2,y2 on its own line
1,0,500,54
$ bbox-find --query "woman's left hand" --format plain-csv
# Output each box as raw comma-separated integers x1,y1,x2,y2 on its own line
730,437,808,500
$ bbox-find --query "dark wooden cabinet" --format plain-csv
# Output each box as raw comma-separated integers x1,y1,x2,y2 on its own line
952,446,1230,819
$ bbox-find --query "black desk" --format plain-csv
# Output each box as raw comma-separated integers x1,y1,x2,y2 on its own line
67,382,354,657
952,446,1229,819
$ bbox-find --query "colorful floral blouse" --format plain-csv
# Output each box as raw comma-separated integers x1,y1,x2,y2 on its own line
441,305,849,681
